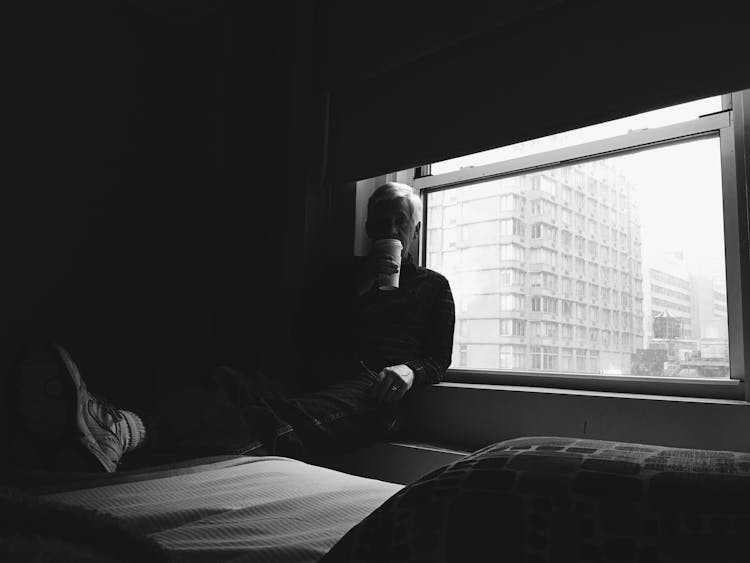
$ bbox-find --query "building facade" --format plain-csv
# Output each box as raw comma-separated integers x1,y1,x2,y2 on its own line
426,159,644,374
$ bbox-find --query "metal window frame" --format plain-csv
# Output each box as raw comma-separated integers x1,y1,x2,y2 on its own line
414,93,749,401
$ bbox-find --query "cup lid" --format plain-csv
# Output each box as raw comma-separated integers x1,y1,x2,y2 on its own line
373,238,403,247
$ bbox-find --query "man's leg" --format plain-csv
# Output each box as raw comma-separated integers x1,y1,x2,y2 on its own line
9,342,398,471
7,342,290,472
264,371,401,461
8,341,147,472
138,365,302,460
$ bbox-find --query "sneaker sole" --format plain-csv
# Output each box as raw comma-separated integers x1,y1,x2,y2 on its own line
10,341,114,472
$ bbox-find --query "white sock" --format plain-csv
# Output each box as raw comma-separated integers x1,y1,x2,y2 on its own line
118,410,147,452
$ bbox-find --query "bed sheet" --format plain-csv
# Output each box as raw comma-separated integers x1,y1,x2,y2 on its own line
42,456,403,563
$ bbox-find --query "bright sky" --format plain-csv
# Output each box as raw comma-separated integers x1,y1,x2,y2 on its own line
615,137,725,281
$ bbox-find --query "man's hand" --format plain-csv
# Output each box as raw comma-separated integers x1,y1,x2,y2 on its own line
356,252,400,296
371,364,414,403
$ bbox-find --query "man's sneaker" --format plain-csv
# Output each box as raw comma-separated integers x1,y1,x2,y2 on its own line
9,341,127,472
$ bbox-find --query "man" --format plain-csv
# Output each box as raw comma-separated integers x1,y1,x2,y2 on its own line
8,182,455,472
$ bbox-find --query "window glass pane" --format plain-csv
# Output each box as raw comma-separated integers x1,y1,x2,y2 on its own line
431,97,721,175
426,136,729,378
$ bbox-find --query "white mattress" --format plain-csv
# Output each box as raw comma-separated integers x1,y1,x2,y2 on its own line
43,456,402,563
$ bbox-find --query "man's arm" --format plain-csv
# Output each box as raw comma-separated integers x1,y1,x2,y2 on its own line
405,275,456,388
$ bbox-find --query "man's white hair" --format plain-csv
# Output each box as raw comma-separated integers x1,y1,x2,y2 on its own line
367,182,423,224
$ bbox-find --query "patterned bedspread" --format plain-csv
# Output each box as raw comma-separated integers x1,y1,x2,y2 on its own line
322,436,750,562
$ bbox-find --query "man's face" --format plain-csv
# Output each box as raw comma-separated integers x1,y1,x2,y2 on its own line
366,196,421,258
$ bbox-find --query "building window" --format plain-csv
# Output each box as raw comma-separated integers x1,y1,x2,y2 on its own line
561,208,572,226
499,268,525,287
561,277,572,295
500,294,525,312
500,318,526,336
562,254,573,272
576,280,586,299
499,345,526,369
500,244,525,261
575,349,587,371
500,218,525,236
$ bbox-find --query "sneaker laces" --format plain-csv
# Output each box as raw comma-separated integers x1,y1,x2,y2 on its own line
90,392,124,424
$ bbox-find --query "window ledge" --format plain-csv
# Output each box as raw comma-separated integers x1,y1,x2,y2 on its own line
443,369,745,401
433,381,749,406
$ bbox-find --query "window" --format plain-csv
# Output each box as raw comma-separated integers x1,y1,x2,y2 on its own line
589,283,598,300
536,175,557,197
531,346,558,370
561,208,572,227
561,277,572,295
561,187,572,206
500,318,526,336
561,347,574,371
561,229,572,248
531,296,557,314
561,300,573,318
576,303,587,321
531,222,556,241
500,243,525,261
588,219,597,237
576,326,587,342
575,257,585,275
500,294,525,312
544,321,558,338
575,191,585,211
499,268,525,287
575,349,587,371
575,280,586,299
500,194,524,212
590,328,599,343
588,240,598,259
562,253,572,272
397,92,745,398
499,345,526,369
500,218,525,236
575,235,585,255
530,247,557,266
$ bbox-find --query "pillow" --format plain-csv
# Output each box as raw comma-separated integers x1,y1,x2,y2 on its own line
319,436,750,563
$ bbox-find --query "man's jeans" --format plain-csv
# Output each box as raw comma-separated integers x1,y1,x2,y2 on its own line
141,364,400,462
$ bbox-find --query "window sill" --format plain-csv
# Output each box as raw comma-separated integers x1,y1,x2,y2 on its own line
402,378,750,453
444,369,746,401
435,380,749,406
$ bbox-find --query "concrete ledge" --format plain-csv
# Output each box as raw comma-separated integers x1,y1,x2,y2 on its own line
401,383,750,453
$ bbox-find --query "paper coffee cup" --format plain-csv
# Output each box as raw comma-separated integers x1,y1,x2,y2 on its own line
373,238,403,290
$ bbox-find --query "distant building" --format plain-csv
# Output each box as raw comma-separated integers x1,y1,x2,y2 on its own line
640,251,728,367
426,158,643,374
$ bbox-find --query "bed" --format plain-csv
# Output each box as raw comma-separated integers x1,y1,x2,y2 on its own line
1,455,402,562
3,436,749,562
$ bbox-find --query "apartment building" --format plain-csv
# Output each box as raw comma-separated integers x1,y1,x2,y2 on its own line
426,159,644,375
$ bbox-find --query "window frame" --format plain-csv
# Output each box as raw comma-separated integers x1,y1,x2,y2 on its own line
414,91,749,401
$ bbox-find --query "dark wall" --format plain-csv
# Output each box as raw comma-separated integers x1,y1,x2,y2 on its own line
5,1,312,408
